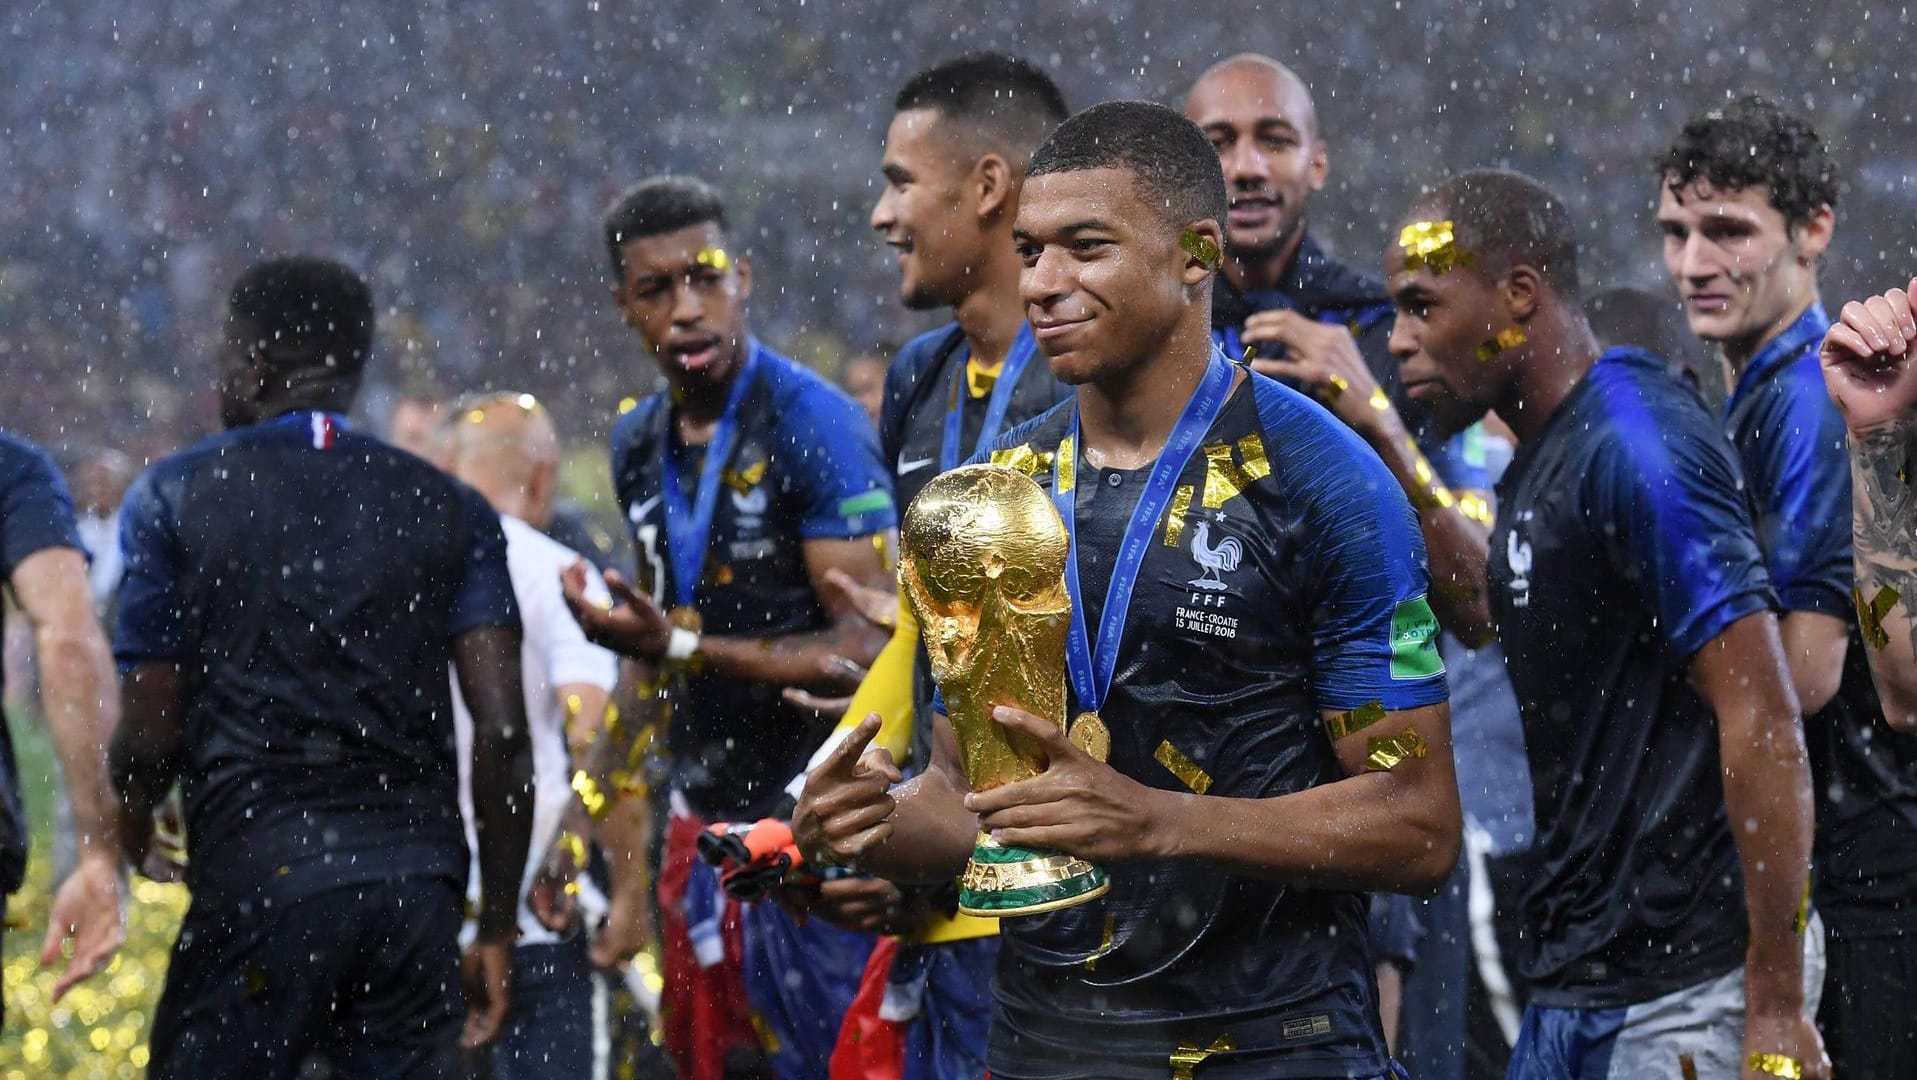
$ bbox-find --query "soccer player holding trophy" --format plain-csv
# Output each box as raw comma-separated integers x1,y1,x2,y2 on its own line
796,101,1460,1079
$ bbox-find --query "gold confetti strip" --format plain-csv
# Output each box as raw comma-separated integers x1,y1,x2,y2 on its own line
1179,228,1224,271
1170,1035,1234,1080
1398,220,1476,276
1368,386,1392,413
1855,584,1898,650
1794,875,1812,935
1322,373,1349,404
558,831,589,869
1056,434,1077,494
1163,484,1196,548
1679,1053,1699,1080
572,769,611,820
1235,434,1271,482
1475,327,1528,362
694,246,732,272
1364,727,1429,772
1327,700,1388,741
1154,740,1213,794
1456,491,1495,527
1084,911,1118,971
989,444,1054,478
1748,1052,1803,1079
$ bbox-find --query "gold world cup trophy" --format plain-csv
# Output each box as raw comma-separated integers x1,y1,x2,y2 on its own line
898,463,1110,916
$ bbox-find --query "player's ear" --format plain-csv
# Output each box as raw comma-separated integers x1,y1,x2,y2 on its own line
1501,264,1542,323
974,153,1014,222
1179,219,1226,288
1792,204,1835,265
1307,138,1329,193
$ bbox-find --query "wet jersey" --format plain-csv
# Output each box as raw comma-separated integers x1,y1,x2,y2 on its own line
975,367,1449,1079
611,341,895,819
1488,349,1775,1007
1723,304,1917,936
0,431,84,893
114,410,520,909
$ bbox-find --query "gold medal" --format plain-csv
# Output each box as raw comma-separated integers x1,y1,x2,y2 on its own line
667,606,704,634
1068,711,1110,763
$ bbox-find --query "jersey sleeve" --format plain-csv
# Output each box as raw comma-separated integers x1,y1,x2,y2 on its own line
782,382,898,540
113,468,187,666
0,437,82,578
1589,397,1775,659
1256,380,1449,713
1746,374,1853,618
449,489,522,636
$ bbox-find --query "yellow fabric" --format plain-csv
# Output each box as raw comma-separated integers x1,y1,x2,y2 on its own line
908,909,1000,944
833,600,918,762
965,357,1001,399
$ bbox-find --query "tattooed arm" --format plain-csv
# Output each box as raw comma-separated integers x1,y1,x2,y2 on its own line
1820,279,1917,730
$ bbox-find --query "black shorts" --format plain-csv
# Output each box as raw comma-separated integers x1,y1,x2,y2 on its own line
148,878,463,1080
1820,922,1917,1079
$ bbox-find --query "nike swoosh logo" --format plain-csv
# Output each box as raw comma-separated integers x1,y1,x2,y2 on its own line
897,456,935,475
629,495,662,522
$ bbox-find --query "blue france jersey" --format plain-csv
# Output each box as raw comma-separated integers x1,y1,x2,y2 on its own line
611,342,896,819
114,410,519,909
1489,348,1775,1008
972,370,1446,1080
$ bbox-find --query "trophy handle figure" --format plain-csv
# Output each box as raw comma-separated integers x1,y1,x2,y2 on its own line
898,464,1110,916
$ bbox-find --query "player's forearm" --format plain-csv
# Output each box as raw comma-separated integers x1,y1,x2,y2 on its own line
1160,770,1461,895
1354,412,1496,644
851,769,976,885
1849,422,1917,729
37,620,122,860
109,663,183,866
456,627,535,942
1717,699,1816,1009
697,617,889,690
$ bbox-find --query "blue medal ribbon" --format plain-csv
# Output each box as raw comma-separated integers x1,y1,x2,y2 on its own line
940,325,1039,472
1052,350,1235,714
659,340,764,606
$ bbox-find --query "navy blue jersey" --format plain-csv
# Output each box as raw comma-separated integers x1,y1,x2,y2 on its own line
1724,305,1917,935
975,371,1448,1079
1488,348,1776,1007
879,322,1067,515
611,342,896,819
114,410,520,909
0,431,85,893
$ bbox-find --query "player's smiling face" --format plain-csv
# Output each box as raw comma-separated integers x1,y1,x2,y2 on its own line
612,221,753,395
1385,242,1512,439
871,108,980,311
1014,167,1199,387
1186,67,1325,260
1656,177,1829,353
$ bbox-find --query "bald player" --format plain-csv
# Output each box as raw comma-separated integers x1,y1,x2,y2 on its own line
440,393,623,1080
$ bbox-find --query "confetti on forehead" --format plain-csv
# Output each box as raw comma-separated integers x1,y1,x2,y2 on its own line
694,246,732,272
1398,219,1476,276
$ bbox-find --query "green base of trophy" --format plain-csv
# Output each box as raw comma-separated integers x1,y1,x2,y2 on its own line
957,832,1109,917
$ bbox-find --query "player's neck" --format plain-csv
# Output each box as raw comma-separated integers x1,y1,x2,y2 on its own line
952,258,1027,368
1718,291,1820,379
670,342,748,433
1500,311,1600,446
1078,328,1218,470
1225,222,1306,296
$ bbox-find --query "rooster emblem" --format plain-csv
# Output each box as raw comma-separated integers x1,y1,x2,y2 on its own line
1187,520,1242,591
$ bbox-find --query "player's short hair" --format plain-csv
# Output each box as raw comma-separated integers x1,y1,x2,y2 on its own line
227,256,375,374
603,175,729,282
1412,169,1583,300
1026,101,1228,231
1657,95,1838,229
894,53,1069,162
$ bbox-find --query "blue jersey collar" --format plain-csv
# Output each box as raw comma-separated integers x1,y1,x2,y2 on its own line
1727,303,1830,416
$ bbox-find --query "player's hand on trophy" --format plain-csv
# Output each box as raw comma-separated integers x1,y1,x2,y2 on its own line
1821,277,1917,435
965,705,1176,863
560,560,672,660
795,715,904,867
1242,310,1385,434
